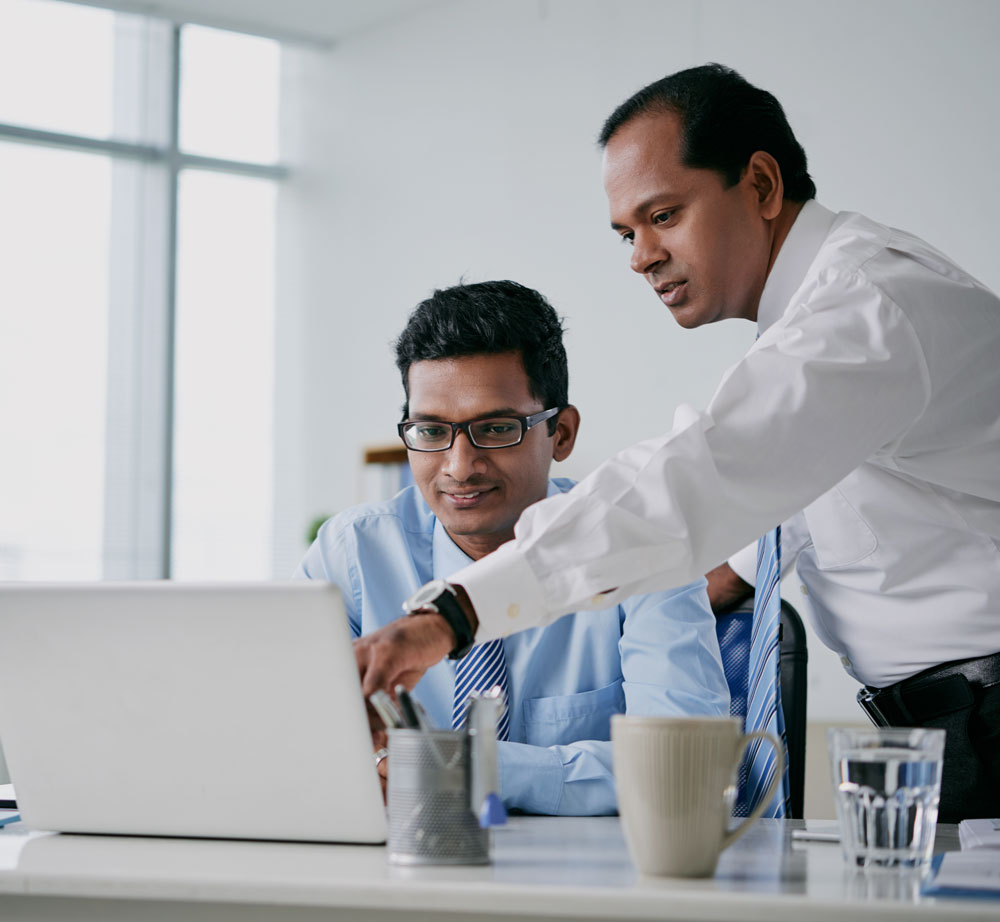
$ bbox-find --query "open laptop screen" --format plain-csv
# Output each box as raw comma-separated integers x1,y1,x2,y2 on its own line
0,581,386,843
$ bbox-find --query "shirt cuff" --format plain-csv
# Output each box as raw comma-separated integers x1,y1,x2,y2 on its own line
448,540,550,641
496,740,565,815
728,541,758,587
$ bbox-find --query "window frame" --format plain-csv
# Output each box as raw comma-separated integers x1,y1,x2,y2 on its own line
0,14,289,578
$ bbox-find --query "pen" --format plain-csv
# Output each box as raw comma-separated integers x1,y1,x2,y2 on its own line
394,684,422,729
368,690,403,729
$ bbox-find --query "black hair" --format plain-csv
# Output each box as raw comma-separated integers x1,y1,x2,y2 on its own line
394,280,568,434
598,63,816,202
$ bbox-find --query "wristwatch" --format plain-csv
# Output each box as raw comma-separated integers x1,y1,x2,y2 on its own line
402,579,475,660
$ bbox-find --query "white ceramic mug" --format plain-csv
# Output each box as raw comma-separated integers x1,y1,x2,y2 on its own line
612,715,784,877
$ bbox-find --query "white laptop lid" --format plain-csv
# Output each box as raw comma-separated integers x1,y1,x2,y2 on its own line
0,581,386,843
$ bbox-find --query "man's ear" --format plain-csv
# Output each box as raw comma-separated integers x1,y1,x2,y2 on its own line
745,150,785,221
551,405,580,462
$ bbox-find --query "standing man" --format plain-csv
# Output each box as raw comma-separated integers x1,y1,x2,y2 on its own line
299,280,729,815
355,65,1000,822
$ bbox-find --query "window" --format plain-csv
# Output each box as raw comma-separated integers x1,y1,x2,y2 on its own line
171,171,277,579
0,0,287,580
0,142,111,579
179,25,281,164
0,0,119,139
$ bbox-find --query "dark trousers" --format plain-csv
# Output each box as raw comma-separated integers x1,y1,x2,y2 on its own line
858,657,1000,824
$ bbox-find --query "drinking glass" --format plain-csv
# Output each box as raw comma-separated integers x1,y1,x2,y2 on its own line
828,727,944,869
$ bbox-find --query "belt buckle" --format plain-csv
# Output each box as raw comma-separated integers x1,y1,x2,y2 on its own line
856,686,889,727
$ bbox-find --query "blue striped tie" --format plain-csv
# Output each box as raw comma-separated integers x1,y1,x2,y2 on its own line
744,525,790,818
452,639,510,740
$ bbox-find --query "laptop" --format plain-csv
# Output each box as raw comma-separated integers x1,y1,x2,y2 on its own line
0,581,387,843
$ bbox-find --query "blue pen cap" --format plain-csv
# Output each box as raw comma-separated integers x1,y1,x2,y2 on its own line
478,792,507,828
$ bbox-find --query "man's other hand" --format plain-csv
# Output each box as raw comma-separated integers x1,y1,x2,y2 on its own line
354,613,455,697
705,562,753,614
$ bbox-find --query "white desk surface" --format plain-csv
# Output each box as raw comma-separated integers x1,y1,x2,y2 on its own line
0,816,992,922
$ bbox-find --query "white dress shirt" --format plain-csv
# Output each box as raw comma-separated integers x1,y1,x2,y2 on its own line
451,200,1000,688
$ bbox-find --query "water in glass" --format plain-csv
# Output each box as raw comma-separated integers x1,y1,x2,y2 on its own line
833,744,941,868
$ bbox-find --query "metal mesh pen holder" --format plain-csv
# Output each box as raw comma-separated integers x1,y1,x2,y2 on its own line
387,728,490,865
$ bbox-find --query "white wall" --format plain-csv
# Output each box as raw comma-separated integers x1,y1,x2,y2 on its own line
274,0,1000,727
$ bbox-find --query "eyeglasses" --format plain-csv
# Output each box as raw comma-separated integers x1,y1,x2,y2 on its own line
398,407,561,452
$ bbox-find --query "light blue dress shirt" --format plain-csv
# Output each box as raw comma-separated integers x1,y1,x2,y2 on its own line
295,479,729,816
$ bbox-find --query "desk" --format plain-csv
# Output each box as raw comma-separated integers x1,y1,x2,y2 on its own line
0,817,992,922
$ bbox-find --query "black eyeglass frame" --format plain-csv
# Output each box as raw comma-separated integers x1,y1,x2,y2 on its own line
398,407,562,452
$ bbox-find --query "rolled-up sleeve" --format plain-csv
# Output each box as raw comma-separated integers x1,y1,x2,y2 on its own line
494,580,727,816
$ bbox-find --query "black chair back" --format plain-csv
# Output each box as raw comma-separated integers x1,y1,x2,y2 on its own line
779,599,808,819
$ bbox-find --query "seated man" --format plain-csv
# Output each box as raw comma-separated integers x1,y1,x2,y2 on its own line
296,280,729,815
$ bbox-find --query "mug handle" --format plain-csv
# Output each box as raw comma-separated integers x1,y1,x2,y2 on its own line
720,730,786,851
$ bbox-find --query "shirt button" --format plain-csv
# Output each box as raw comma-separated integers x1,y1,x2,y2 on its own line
506,603,520,619
799,585,809,596
840,655,851,669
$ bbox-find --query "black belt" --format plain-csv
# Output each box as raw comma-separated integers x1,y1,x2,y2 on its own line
857,650,1000,727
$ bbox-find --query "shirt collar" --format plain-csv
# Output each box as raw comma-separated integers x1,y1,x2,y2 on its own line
756,199,837,333
431,479,561,577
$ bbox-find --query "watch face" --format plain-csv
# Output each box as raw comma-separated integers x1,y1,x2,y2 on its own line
406,579,450,611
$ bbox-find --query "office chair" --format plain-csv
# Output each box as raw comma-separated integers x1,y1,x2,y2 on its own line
778,599,808,819
715,598,808,818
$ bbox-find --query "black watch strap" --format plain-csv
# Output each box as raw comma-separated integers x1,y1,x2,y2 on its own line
404,581,476,660
433,588,476,660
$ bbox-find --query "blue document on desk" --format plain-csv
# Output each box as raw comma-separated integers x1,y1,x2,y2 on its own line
959,818,1000,850
0,811,20,828
924,852,1000,898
